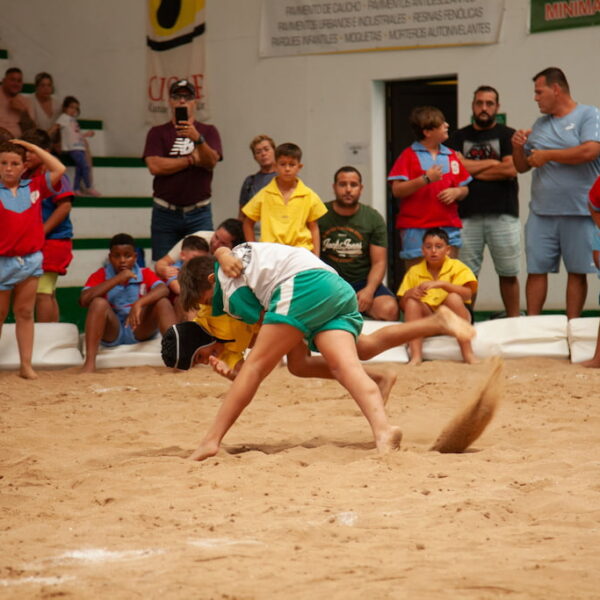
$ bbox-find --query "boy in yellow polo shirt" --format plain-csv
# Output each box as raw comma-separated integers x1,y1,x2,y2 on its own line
241,143,327,254
398,227,477,365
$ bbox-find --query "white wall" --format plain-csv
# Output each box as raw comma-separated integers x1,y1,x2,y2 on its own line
1,0,599,310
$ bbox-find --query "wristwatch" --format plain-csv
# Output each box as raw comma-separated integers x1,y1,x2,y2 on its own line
422,174,431,184
195,135,206,146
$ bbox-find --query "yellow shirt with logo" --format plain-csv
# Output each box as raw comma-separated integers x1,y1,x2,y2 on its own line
397,256,477,309
241,177,327,250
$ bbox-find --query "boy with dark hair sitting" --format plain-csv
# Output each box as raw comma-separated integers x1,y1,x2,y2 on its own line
80,233,176,372
398,227,478,365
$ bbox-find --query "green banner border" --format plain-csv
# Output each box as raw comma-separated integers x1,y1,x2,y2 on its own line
531,0,600,33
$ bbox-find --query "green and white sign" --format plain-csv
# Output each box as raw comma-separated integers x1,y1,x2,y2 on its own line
531,0,600,33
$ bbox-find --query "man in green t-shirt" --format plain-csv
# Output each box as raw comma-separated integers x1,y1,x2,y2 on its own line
318,166,399,321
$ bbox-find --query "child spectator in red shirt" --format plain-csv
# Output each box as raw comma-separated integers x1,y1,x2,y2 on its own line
388,106,472,270
0,139,66,378
22,129,74,322
80,233,176,373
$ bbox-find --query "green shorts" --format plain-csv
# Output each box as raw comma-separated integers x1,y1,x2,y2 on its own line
263,269,363,352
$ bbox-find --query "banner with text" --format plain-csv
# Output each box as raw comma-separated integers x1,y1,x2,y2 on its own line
530,0,600,33
260,0,505,57
146,0,208,125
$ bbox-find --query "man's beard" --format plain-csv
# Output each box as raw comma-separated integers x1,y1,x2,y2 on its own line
473,113,495,128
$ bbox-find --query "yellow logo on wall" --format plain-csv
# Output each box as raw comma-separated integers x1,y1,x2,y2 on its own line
147,0,206,50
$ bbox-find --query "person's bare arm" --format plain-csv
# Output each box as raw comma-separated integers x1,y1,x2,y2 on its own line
11,139,66,187
79,269,134,308
214,246,243,277
456,151,500,176
437,185,469,205
391,164,443,198
356,245,387,313
191,138,219,170
243,217,257,242
126,283,168,329
511,129,532,173
308,221,320,256
175,120,220,170
474,155,518,181
43,199,72,235
155,254,177,278
527,141,600,168
419,280,474,302
10,96,35,132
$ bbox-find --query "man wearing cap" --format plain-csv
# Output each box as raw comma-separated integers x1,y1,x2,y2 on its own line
143,79,223,261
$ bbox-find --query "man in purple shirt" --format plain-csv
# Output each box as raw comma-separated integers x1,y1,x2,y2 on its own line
143,79,222,260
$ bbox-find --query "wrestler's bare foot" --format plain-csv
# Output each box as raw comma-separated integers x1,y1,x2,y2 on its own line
376,426,403,454
374,368,397,406
189,440,220,461
581,358,600,368
463,355,480,365
435,305,475,342
19,365,38,380
208,356,236,381
407,357,423,366
79,362,96,374
461,349,480,365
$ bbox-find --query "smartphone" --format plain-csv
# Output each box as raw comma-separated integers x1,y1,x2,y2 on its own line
175,106,188,124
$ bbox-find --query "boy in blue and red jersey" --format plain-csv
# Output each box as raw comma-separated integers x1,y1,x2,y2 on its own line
22,129,74,322
80,233,176,373
0,139,66,379
388,106,472,270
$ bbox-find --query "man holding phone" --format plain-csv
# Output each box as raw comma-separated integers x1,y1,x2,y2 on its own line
143,79,223,260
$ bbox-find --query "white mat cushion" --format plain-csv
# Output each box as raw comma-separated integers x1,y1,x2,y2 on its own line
358,320,410,363
471,315,569,359
567,317,599,363
374,315,570,362
0,323,83,369
85,334,165,369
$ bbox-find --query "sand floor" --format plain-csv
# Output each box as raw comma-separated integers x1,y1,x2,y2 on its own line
1,357,599,599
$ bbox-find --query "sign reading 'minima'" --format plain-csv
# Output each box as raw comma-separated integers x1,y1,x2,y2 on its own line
259,0,505,57
530,0,600,33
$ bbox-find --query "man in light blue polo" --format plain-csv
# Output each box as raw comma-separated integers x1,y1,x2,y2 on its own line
512,67,600,318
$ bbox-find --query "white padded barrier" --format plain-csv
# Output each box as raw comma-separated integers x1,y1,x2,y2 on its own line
567,317,599,363
422,315,569,361
0,323,83,369
359,319,410,363
87,334,165,369
472,315,569,359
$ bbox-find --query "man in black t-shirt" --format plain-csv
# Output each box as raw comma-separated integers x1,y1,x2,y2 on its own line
447,85,521,317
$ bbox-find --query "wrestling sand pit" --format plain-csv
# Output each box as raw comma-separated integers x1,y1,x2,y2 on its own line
1,357,599,599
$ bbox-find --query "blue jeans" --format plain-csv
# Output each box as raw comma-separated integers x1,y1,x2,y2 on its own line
69,150,91,191
151,203,214,260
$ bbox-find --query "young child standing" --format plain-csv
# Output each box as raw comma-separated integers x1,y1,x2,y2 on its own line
80,233,176,373
398,228,478,365
388,106,472,269
241,143,327,254
22,129,74,322
56,95,100,197
0,139,66,378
